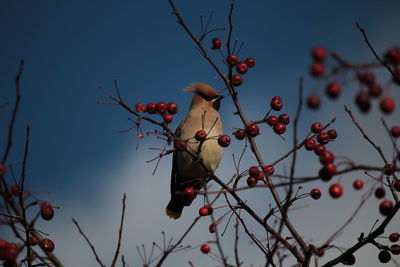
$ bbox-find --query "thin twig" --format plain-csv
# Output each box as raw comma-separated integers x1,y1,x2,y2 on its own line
111,193,127,267
72,218,106,267
2,59,24,164
344,105,387,164
355,23,394,76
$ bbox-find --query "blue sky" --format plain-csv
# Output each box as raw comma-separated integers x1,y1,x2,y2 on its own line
1,0,400,266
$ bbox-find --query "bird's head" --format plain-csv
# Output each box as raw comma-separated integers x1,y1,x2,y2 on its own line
185,82,224,111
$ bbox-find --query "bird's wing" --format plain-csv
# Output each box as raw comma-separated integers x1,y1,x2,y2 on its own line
170,126,182,195
165,126,183,219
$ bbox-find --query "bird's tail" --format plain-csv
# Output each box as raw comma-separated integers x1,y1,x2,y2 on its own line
165,200,183,219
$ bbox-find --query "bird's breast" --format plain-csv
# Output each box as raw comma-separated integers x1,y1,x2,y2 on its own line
176,107,223,179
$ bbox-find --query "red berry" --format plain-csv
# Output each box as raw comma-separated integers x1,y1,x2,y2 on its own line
391,245,400,255
245,124,260,137
359,72,375,85
378,250,391,263
246,177,258,187
234,129,246,140
182,187,195,206
310,188,321,200
199,207,209,216
385,47,400,64
218,135,231,147
200,244,211,254
195,130,207,142
329,183,343,198
314,144,326,155
174,140,187,151
379,200,394,216
310,63,324,77
163,114,173,124
325,163,337,174
209,224,216,233
11,186,20,196
340,254,356,265
226,54,238,66
307,93,321,110
304,138,316,151
266,115,278,126
273,122,286,135
375,187,385,199
317,132,330,145
353,180,364,190
263,165,274,176
146,102,157,114
278,114,290,125
319,164,336,181
256,171,265,180
392,70,400,86
368,83,383,97
319,150,335,164
380,97,395,114
40,202,54,221
211,38,222,50
248,166,260,178
4,243,19,261
355,90,371,113
389,233,400,242
245,58,256,68
311,46,327,62
394,180,400,192
40,239,54,253
156,102,167,114
311,122,323,133
327,129,337,139
326,81,341,98
383,163,395,176
270,96,283,111
0,164,6,176
316,249,325,257
391,126,400,138
167,102,178,114
135,103,146,112
29,236,40,246
232,74,243,86
236,62,249,74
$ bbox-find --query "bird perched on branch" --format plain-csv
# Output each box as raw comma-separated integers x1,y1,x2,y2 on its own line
165,82,224,219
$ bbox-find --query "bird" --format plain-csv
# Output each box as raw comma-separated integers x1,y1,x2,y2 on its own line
165,82,224,219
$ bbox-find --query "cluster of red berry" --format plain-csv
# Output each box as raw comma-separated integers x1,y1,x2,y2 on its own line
226,54,256,86
307,45,399,115
246,165,274,188
266,96,288,135
232,96,287,140
382,233,400,263
135,102,178,124
303,123,342,198
0,237,54,265
355,71,395,114
309,46,327,77
211,37,256,87
1,163,56,265
233,123,260,141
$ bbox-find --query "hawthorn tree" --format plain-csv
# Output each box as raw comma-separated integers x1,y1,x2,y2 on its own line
1,1,400,267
